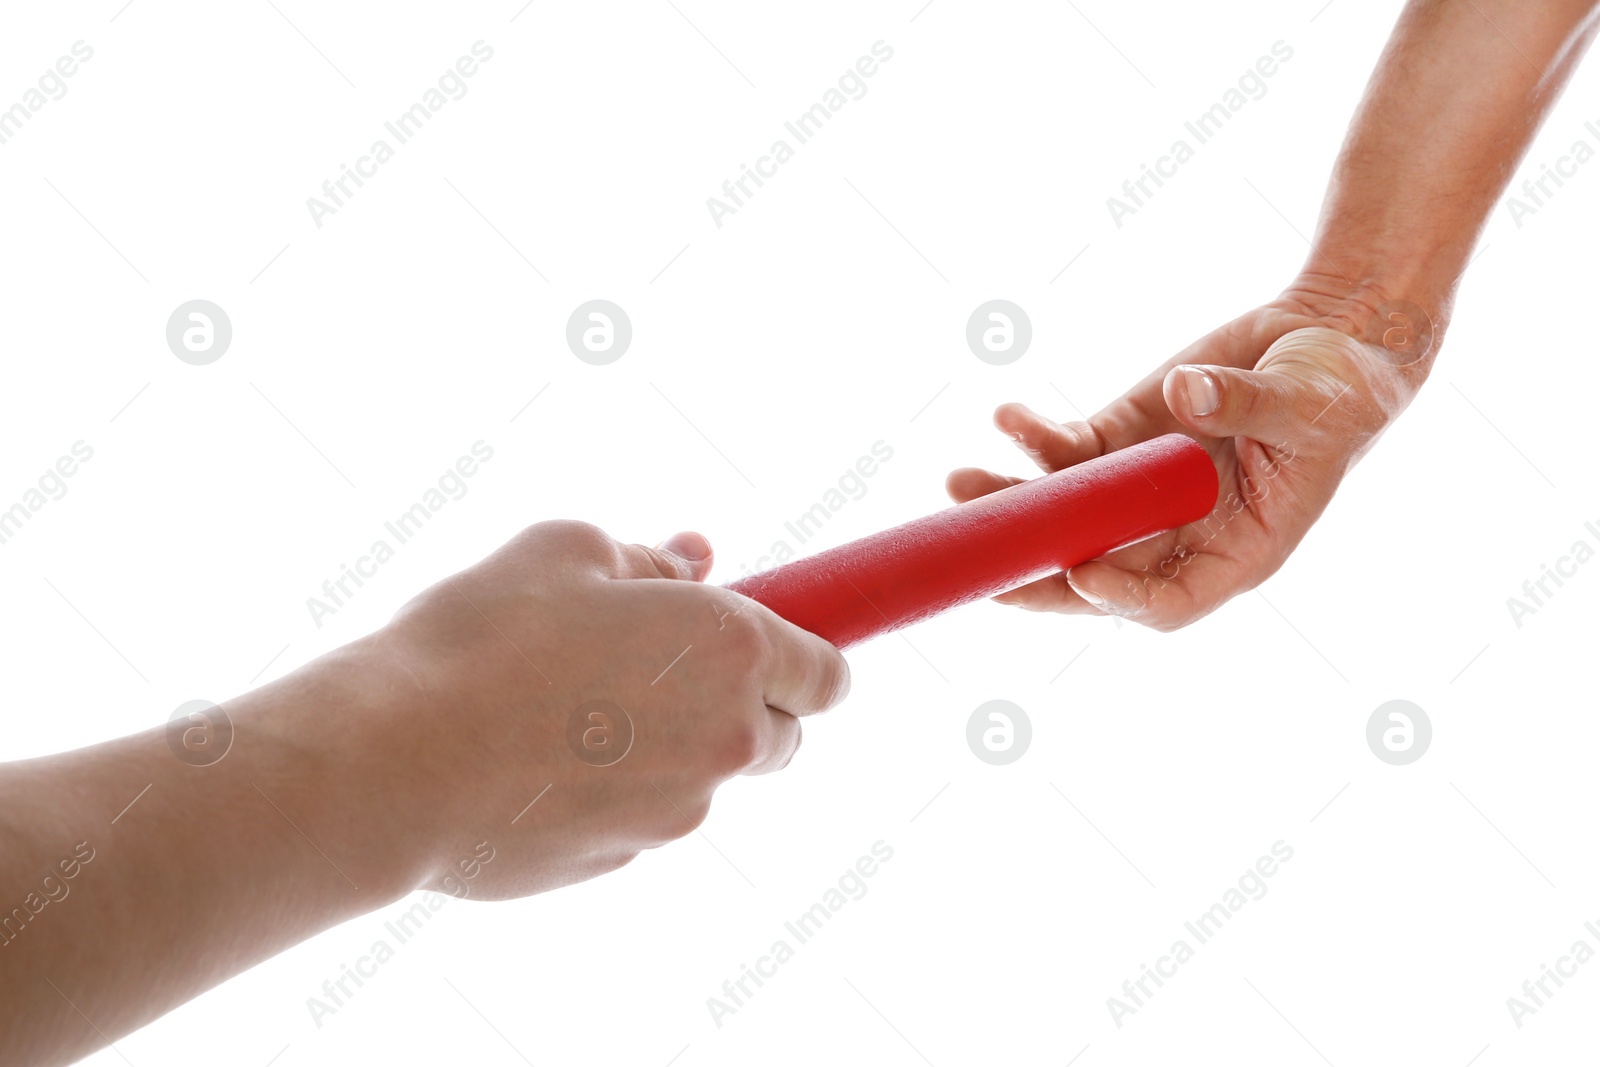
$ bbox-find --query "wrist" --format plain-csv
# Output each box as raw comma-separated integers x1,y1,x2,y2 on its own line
235,636,453,906
1273,265,1452,388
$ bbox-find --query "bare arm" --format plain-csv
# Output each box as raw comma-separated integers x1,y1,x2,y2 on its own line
1294,0,1600,346
952,0,1600,627
0,523,847,1065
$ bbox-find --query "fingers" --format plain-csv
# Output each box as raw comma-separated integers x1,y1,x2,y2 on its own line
945,403,1106,503
986,572,1103,614
508,522,716,583
742,706,803,775
665,608,828,785
994,402,1107,473
1163,363,1303,441
1163,327,1360,443
616,531,715,583
1063,553,1241,632
647,706,798,853
946,466,1024,503
748,607,851,718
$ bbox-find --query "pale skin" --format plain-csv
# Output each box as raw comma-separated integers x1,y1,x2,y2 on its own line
950,0,1600,630
0,523,848,1064
5,2,1600,1064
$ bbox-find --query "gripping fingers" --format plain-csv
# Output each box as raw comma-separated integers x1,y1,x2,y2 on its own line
945,467,1024,504
617,531,716,583
748,606,851,718
994,403,1106,474
742,707,804,776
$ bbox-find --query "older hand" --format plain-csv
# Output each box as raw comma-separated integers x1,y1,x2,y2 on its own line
946,287,1432,630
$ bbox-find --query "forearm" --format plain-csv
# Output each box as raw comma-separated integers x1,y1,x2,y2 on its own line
960,3,1600,626
0,523,841,1065
1287,0,1600,349
0,638,437,1065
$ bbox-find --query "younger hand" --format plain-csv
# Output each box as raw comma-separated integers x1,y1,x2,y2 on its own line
335,520,850,898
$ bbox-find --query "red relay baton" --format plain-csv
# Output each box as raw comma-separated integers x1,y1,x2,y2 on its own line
725,433,1218,649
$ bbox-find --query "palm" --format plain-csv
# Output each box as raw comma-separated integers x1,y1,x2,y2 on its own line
947,302,1400,629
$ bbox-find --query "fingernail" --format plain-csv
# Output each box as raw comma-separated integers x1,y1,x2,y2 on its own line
1067,579,1104,607
659,531,711,561
1179,366,1219,417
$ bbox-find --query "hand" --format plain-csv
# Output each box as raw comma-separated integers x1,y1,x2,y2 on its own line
347,520,851,899
946,284,1433,630
0,520,849,1063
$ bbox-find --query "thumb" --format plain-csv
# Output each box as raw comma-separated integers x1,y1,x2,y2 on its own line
625,531,715,582
1163,363,1297,439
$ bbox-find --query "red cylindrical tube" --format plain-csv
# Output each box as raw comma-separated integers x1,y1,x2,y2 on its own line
725,433,1217,649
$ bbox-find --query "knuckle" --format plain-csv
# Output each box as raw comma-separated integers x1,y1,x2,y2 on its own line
717,609,771,669
597,849,641,872
655,791,713,841
779,727,803,770
1230,375,1269,423
1068,419,1109,458
716,719,765,773
526,520,617,566
812,656,850,710
632,545,679,578
678,797,713,834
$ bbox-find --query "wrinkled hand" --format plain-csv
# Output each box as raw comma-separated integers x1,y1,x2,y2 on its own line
947,293,1431,630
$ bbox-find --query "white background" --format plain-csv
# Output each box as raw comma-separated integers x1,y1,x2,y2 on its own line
3,1,1598,1064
